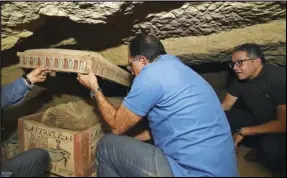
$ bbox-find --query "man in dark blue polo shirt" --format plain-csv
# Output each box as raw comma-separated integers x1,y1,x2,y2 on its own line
222,43,286,175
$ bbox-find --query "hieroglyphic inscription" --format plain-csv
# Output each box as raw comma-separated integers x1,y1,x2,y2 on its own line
23,121,75,177
24,123,74,141
19,56,87,73
17,49,132,86
20,114,102,177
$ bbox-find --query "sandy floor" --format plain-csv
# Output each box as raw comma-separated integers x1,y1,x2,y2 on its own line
237,146,272,177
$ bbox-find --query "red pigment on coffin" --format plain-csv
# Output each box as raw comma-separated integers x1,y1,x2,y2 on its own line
55,58,58,68
46,58,50,67
73,60,78,70
64,58,68,69
30,57,33,65
38,57,41,66
23,57,26,65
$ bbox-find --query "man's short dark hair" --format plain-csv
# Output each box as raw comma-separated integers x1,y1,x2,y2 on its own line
232,43,266,64
129,34,167,62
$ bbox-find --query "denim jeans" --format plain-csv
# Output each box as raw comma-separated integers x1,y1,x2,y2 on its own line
96,134,173,177
1,148,50,177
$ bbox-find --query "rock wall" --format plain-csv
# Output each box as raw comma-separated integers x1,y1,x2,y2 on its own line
99,20,286,66
1,2,286,51
1,2,286,130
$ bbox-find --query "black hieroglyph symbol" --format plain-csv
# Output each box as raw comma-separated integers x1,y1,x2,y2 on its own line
47,139,71,167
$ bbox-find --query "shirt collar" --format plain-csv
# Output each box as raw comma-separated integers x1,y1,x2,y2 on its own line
246,64,268,83
253,64,269,80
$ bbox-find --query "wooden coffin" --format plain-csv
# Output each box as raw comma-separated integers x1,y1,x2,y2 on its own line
17,49,132,87
18,112,103,177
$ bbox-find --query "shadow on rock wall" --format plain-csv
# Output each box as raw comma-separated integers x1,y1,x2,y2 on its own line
1,2,187,67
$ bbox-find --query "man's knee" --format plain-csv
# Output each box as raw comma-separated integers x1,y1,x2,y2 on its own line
260,134,286,156
96,134,119,157
259,134,286,172
96,134,136,160
26,148,50,165
28,148,49,157
96,134,122,165
2,148,51,176
97,134,119,149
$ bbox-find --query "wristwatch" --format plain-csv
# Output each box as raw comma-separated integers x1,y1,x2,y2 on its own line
90,87,102,99
22,74,32,85
22,74,34,88
237,128,245,137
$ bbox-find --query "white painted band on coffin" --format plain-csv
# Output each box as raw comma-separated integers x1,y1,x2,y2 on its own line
18,56,88,73
41,57,45,67
17,50,132,86
68,59,73,70
20,56,128,85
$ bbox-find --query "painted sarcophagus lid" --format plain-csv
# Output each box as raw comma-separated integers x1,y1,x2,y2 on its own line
17,48,132,87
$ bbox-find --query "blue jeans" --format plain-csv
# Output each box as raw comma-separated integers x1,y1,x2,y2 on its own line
96,134,173,177
1,148,50,177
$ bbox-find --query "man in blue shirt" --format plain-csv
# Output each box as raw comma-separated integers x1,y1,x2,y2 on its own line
1,68,51,177
78,34,238,177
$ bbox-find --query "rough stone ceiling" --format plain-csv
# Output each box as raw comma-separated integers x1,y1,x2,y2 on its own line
1,1,286,67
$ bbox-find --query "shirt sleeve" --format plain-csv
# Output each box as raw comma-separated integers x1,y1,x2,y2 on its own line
269,67,286,105
227,78,240,97
1,78,30,109
123,71,163,117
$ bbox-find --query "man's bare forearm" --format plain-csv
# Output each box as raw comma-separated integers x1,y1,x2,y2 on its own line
242,105,286,136
94,91,117,129
221,93,238,111
242,120,286,136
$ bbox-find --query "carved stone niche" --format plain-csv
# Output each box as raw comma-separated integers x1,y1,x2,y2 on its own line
17,48,133,87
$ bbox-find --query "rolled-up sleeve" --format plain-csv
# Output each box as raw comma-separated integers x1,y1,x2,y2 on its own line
1,78,30,109
123,71,162,117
